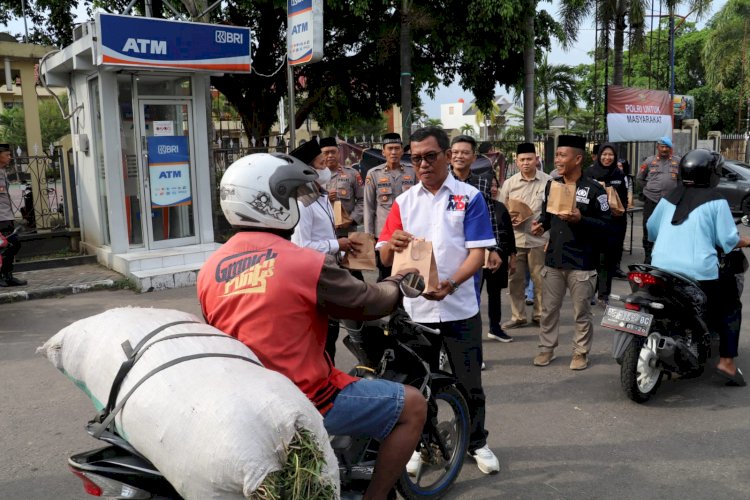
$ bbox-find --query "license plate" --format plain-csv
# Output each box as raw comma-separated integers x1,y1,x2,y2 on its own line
600,305,653,337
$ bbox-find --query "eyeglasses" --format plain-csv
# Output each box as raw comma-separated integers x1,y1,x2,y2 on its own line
411,150,445,166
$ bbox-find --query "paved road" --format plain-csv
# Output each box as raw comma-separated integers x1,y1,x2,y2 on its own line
2,251,750,498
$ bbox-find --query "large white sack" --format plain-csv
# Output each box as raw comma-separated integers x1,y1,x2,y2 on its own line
39,307,339,499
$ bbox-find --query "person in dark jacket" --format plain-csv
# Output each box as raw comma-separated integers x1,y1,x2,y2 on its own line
586,143,628,303
481,174,517,342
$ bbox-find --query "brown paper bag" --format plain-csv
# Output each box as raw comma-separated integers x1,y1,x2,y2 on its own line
597,181,625,216
507,198,533,226
341,232,377,270
546,182,576,215
606,186,625,216
391,239,440,293
483,249,491,268
333,200,352,228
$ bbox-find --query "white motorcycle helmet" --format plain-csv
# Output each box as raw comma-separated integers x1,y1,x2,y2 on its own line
219,153,318,231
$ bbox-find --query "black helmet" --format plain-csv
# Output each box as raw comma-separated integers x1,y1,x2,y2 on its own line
679,149,723,188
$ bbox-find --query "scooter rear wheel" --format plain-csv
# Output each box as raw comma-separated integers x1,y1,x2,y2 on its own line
621,335,663,403
396,385,469,499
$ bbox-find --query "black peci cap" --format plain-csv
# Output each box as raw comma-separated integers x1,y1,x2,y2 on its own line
289,139,322,165
382,133,402,145
516,142,536,155
557,135,586,150
319,137,337,148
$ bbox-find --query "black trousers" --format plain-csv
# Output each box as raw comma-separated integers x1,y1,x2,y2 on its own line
422,313,488,453
480,269,504,333
325,268,365,364
0,221,20,276
375,251,391,282
597,220,627,299
642,198,657,264
698,278,742,359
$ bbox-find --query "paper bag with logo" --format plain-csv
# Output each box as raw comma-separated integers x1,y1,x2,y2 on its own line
546,182,576,215
341,232,377,270
597,181,625,216
391,239,440,293
507,198,533,226
333,200,352,228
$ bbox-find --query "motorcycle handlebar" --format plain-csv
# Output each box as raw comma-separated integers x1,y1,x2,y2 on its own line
403,319,440,336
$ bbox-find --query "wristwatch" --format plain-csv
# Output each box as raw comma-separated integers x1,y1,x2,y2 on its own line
447,278,459,294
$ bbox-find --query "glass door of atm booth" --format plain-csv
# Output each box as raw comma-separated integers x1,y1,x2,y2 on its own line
137,100,198,249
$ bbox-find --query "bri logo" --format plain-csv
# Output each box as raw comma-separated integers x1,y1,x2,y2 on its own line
446,194,469,211
215,30,244,44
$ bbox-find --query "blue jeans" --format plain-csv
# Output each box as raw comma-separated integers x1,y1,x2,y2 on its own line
421,313,487,453
323,379,405,441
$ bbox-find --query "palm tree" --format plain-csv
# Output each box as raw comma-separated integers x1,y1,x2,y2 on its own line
424,118,444,128
703,0,750,130
475,100,507,140
459,123,477,137
559,0,712,87
514,55,579,130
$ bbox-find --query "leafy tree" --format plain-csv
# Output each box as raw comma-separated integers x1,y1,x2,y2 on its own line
1,0,85,46
0,96,71,151
424,118,444,128
513,55,579,130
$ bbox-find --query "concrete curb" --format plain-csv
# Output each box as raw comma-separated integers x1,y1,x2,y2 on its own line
0,279,117,304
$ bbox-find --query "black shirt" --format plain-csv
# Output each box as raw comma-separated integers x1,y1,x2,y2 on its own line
539,176,612,270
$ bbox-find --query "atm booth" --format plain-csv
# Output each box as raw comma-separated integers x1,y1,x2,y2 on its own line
40,14,252,290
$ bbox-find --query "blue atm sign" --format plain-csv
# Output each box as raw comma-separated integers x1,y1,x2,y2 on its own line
95,13,252,72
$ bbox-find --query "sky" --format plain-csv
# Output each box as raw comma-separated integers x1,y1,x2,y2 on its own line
418,0,727,118
2,0,727,120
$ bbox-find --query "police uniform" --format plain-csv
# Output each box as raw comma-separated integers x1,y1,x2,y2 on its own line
325,166,364,238
0,146,24,286
364,163,416,279
637,153,681,263
364,163,416,238
536,135,612,363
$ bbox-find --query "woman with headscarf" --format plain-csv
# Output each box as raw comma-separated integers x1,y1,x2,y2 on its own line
648,149,750,386
586,143,628,304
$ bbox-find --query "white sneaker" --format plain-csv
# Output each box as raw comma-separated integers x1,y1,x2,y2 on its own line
470,445,499,474
406,450,421,476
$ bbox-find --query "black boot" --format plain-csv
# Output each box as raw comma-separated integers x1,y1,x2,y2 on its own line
3,273,27,286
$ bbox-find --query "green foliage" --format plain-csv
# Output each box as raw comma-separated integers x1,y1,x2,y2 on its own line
0,96,71,152
0,0,84,46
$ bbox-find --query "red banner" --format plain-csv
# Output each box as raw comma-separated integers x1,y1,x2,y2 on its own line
607,86,673,142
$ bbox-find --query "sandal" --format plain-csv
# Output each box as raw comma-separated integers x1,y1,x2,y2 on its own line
714,367,747,387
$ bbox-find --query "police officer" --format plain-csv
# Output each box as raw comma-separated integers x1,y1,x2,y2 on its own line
0,144,26,287
531,135,612,371
364,133,416,279
320,137,364,238
636,136,680,264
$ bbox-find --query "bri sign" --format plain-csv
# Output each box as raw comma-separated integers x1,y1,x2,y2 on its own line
148,136,192,208
95,13,252,72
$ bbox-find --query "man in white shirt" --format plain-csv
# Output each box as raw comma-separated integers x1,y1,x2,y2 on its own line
290,139,359,362
378,126,500,475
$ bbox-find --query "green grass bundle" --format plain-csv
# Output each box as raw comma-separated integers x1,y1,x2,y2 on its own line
251,428,337,500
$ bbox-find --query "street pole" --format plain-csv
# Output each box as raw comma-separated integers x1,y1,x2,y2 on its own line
400,0,412,139
287,61,296,150
20,0,29,42
669,8,675,98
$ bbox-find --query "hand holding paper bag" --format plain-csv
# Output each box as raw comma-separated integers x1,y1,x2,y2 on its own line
545,182,577,215
391,238,440,293
507,198,533,227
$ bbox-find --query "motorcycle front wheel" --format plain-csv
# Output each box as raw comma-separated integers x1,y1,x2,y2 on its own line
621,334,663,403
397,385,469,500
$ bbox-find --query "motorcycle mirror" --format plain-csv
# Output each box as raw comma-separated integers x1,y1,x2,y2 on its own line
399,272,425,298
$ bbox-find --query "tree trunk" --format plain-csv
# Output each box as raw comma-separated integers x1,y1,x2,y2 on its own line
613,17,625,86
400,0,412,140
523,8,535,141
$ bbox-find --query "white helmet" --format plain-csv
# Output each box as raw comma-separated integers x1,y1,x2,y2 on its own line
219,153,318,230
